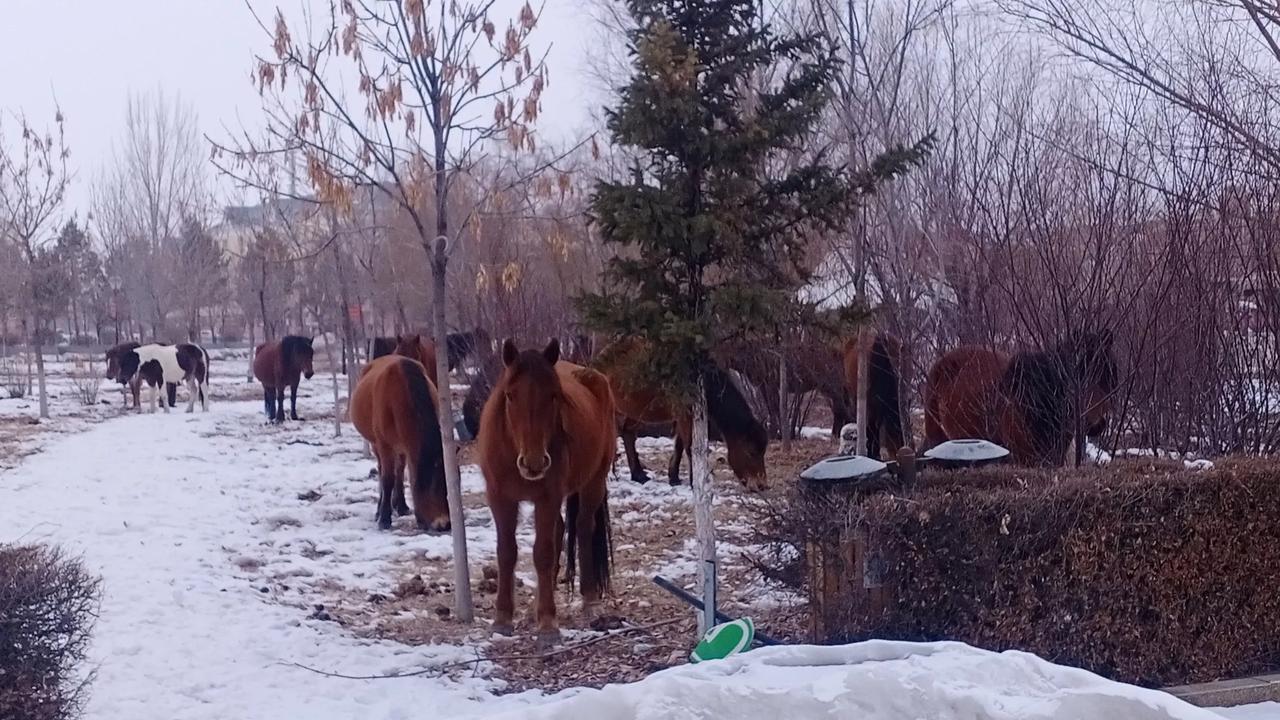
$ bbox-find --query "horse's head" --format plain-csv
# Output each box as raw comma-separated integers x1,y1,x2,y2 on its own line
498,338,563,482
1057,329,1118,438
395,334,429,367
726,420,769,492
105,342,140,383
289,337,316,379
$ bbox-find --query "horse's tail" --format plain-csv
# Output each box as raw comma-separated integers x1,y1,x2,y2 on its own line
399,357,447,511
702,362,767,456
868,335,904,453
200,345,210,403
564,492,612,595
1002,351,1068,462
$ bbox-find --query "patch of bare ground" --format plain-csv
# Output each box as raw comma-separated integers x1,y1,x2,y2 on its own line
306,437,834,693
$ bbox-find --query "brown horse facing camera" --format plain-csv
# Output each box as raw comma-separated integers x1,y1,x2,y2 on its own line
350,355,450,532
478,339,616,648
924,331,1118,466
253,336,315,423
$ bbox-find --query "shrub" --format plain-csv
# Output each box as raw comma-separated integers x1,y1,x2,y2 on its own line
0,544,101,720
67,360,101,407
766,460,1280,686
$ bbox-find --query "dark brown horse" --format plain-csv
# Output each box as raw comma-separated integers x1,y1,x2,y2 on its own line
478,339,615,648
369,328,491,373
724,333,852,441
253,336,315,423
104,341,143,409
841,332,906,460
351,355,450,531
597,337,768,491
924,331,1118,466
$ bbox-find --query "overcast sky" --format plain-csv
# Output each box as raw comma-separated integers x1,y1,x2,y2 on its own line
1,0,602,217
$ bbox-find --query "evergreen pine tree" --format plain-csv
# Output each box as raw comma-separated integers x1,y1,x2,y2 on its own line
578,0,931,623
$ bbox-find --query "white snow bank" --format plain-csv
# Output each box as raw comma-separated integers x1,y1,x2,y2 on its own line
1218,703,1280,719
477,641,1229,720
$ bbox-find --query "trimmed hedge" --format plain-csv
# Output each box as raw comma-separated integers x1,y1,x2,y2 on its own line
802,460,1280,686
0,544,100,720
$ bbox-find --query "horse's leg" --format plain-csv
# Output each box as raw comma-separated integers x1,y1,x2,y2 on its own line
865,413,882,460
373,444,395,530
532,499,562,648
275,388,286,424
669,414,691,486
391,453,411,517
619,419,650,484
185,376,197,413
491,496,519,636
130,378,141,412
263,386,276,421
290,382,302,421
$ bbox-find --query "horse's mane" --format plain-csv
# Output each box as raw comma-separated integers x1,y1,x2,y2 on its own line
1002,349,1068,458
1052,330,1118,394
398,357,447,504
703,362,768,455
280,336,313,366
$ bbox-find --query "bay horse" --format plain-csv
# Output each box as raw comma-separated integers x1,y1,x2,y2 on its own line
104,341,143,410
596,337,768,490
350,355,450,531
253,336,315,423
111,343,210,413
724,333,852,441
924,330,1118,466
478,339,615,648
841,332,906,460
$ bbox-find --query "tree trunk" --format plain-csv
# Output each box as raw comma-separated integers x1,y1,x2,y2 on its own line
855,328,870,457
246,322,256,382
691,378,716,635
430,238,474,623
31,316,48,420
778,347,791,452
321,324,342,438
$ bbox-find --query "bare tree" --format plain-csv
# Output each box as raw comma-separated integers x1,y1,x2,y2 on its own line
215,0,565,623
0,109,70,420
94,90,207,339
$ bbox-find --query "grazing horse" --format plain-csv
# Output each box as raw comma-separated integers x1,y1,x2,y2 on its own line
924,331,1118,466
104,341,143,409
724,334,852,441
350,355,450,532
253,336,315,423
841,332,906,460
116,343,211,413
478,339,615,648
597,337,768,490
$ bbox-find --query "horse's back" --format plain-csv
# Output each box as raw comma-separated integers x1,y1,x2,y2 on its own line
594,338,674,424
926,346,1009,442
352,355,435,446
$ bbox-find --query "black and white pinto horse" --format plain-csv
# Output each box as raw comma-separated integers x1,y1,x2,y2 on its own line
112,343,211,413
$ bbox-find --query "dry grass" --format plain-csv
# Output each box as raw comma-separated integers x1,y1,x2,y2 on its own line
295,436,835,693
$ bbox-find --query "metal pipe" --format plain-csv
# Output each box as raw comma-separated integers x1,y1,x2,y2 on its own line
652,575,781,646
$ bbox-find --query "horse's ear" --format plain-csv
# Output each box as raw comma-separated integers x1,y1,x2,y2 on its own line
502,338,519,367
543,338,560,365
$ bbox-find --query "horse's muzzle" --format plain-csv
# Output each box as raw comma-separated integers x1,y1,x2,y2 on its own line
516,452,552,481
304,371,315,380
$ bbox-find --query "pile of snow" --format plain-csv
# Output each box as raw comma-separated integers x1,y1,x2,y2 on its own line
480,641,1229,719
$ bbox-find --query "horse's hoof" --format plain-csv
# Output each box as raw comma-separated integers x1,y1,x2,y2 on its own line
668,477,684,487
492,622,515,637
377,516,392,530
418,516,450,534
535,629,561,651
394,503,412,517
292,415,303,422
630,473,650,485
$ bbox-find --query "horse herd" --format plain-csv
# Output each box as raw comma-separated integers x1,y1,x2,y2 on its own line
100,326,1116,644
341,326,1117,645
102,336,317,422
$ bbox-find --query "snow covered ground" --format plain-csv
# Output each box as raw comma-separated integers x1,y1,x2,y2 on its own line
0,356,1274,718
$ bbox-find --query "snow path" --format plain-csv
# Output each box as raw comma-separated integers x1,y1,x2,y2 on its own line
0,392,506,720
